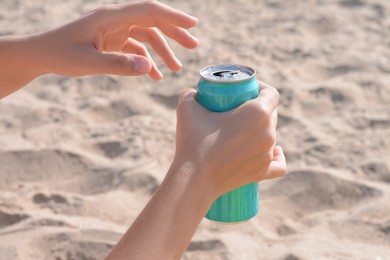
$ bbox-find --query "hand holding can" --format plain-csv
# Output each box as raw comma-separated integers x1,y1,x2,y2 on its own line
173,70,287,223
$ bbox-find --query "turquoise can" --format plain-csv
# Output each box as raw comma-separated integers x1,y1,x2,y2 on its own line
197,64,259,223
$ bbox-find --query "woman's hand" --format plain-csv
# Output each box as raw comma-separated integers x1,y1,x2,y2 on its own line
32,0,198,79
0,0,198,97
173,82,287,199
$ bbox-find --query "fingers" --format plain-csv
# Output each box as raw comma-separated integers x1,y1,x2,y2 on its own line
102,22,198,76
103,25,197,75
254,81,280,113
118,1,198,28
235,82,279,127
129,26,182,72
103,30,130,52
239,81,279,115
264,146,287,180
80,48,152,76
95,1,198,34
177,88,197,114
177,88,210,114
102,27,183,76
91,2,199,77
122,38,163,79
158,23,199,49
178,88,197,103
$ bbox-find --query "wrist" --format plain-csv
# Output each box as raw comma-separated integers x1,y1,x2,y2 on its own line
166,160,216,208
23,33,51,76
0,35,46,97
2,35,47,77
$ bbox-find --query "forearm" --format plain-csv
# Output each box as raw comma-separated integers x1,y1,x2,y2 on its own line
106,161,214,260
0,35,44,98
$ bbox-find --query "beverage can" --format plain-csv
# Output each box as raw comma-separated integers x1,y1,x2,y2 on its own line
197,64,259,223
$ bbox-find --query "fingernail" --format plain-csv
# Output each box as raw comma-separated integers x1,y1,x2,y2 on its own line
175,57,183,67
134,57,151,73
190,15,199,23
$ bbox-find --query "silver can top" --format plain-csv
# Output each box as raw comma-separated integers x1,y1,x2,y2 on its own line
200,64,256,82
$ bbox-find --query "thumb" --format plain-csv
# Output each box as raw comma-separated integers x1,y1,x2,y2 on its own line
84,50,152,76
178,88,197,104
177,88,197,112
178,88,210,111
177,88,210,116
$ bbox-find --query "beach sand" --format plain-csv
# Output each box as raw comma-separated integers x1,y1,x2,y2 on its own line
1,0,390,259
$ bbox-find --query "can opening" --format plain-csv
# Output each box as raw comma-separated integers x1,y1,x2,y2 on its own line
212,70,240,78
200,64,256,82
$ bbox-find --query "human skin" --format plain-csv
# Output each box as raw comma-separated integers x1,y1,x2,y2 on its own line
0,0,198,98
107,85,286,260
0,1,287,259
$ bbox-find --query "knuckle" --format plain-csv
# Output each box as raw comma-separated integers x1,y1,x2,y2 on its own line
135,44,148,55
94,4,112,15
144,0,159,17
177,90,189,107
178,89,194,104
256,129,276,148
146,28,160,41
248,104,272,127
260,110,273,126
176,97,192,115
149,27,160,36
268,86,280,100
113,55,128,74
257,103,271,117
145,0,158,5
265,131,277,146
245,102,269,118
128,39,147,54
261,152,273,165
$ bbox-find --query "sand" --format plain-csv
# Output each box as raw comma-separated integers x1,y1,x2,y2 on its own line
1,0,390,259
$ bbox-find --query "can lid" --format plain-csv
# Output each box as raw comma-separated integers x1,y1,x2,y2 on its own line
200,64,256,83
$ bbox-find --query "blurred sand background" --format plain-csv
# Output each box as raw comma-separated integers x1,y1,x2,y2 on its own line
1,0,390,259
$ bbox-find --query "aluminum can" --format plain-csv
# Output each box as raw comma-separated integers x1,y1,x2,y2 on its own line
197,64,259,223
